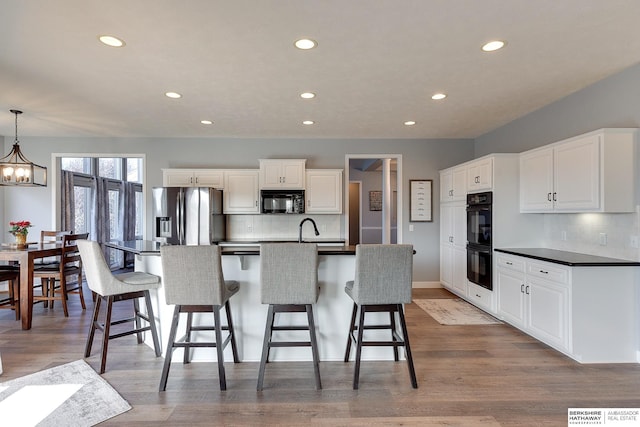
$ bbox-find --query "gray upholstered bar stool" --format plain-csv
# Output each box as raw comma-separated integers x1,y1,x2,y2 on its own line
78,240,161,374
257,243,321,391
160,245,240,391
344,244,418,389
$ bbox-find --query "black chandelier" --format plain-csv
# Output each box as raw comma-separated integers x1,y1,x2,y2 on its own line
0,109,47,187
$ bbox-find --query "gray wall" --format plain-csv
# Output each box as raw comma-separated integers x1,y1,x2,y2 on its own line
475,61,640,155
1,136,475,282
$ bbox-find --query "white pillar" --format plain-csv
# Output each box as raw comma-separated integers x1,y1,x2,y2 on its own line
382,158,391,244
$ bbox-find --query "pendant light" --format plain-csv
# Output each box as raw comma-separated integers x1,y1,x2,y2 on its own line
0,109,47,187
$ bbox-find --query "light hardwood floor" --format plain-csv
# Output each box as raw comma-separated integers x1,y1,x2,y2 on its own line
1,286,639,426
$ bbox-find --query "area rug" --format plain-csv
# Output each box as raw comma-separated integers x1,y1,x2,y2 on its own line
414,299,502,325
0,359,130,426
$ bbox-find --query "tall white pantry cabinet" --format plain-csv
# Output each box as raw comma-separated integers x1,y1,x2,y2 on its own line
439,154,542,313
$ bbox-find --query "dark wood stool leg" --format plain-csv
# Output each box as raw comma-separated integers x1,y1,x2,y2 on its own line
144,290,161,357
353,304,366,390
390,309,399,361
85,295,102,357
133,297,143,344
184,312,193,364
159,305,181,391
213,305,227,390
99,296,114,374
257,304,275,391
397,304,418,389
225,300,239,363
344,302,357,362
306,304,322,390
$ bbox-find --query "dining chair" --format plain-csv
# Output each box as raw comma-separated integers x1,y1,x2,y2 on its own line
33,232,89,316
257,243,321,391
0,266,20,320
78,239,161,374
159,244,240,391
344,244,418,389
35,230,70,307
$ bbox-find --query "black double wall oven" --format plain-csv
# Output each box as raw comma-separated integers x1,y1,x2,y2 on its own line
466,191,493,290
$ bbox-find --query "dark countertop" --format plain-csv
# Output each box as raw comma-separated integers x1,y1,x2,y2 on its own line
106,240,356,256
495,248,640,267
220,238,346,245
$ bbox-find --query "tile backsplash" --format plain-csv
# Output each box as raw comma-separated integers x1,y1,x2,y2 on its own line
227,214,343,240
543,209,640,261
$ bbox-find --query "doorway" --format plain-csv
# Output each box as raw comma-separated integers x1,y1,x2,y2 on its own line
345,154,402,245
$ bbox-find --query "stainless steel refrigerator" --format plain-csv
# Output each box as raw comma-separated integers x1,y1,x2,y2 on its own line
152,187,226,245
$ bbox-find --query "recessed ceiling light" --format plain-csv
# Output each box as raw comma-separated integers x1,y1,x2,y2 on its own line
482,40,506,52
431,93,447,100
165,92,182,99
295,38,317,50
98,35,125,47
302,120,315,125
404,121,416,126
201,120,213,125
300,92,316,99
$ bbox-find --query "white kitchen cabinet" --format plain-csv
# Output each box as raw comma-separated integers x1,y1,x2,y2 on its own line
439,202,467,295
439,166,466,202
466,281,495,313
259,159,306,189
466,157,493,192
305,169,343,214
223,170,259,214
520,128,637,213
496,254,570,352
162,169,224,188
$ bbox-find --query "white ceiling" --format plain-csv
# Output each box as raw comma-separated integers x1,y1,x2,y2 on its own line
1,0,640,140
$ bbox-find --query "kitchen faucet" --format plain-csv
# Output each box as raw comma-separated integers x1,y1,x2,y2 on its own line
299,218,320,243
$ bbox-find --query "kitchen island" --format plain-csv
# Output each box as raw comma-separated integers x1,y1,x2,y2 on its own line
106,240,400,363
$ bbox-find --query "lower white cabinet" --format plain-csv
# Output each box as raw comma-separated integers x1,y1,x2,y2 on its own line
495,252,639,363
496,254,569,352
466,281,495,313
440,245,466,295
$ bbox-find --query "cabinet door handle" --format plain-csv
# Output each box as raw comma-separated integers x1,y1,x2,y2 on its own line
475,176,480,184
449,236,453,243
553,192,557,201
525,285,530,295
547,192,552,201
520,284,525,293
190,177,194,184
195,177,199,184
449,189,453,197
255,200,258,207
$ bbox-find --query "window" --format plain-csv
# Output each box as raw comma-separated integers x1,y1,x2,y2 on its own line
60,156,143,269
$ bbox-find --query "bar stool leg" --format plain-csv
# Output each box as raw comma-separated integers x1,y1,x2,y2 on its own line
159,305,181,391
85,295,101,358
344,302,357,362
397,303,418,389
144,291,161,357
353,304,366,390
390,309,399,361
213,305,227,390
257,305,276,391
225,300,239,363
99,296,114,374
306,304,322,390
184,312,193,363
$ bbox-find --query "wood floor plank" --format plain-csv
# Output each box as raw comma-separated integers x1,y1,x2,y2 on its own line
1,286,639,425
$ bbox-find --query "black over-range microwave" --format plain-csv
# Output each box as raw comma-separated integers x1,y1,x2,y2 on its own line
260,189,305,214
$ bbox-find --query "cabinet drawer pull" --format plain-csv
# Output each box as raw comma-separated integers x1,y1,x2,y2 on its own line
475,294,481,298
506,261,513,265
539,270,548,274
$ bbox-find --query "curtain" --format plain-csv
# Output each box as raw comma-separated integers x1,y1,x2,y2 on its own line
91,177,111,262
60,170,75,232
119,181,136,268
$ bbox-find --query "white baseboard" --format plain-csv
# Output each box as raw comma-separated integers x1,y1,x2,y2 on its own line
412,281,443,289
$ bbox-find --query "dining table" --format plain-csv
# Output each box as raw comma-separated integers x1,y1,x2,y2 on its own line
0,242,62,330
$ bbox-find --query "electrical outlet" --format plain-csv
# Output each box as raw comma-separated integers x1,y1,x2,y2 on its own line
247,224,253,232
409,224,414,232
561,230,567,241
599,233,607,246
630,235,639,249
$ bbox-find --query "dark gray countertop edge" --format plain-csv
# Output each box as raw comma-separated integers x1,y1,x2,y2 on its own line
495,248,640,267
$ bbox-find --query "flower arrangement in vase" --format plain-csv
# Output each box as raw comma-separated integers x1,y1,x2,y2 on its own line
9,220,32,247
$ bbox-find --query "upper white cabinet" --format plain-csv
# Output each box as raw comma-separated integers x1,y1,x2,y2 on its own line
223,170,259,214
520,128,637,213
163,169,224,188
259,159,306,189
466,157,493,192
305,169,343,214
439,166,466,202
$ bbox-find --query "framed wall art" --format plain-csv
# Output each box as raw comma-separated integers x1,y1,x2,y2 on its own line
409,179,432,222
369,191,382,211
